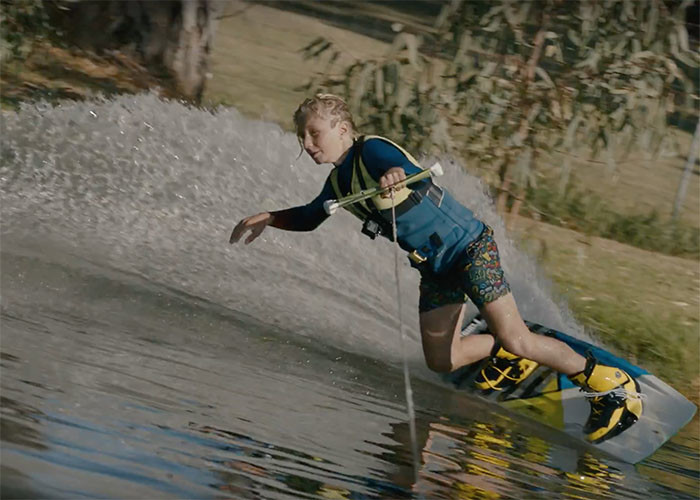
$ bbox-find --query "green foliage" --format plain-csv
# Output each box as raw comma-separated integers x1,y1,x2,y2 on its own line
568,296,698,388
524,179,700,257
0,0,60,62
301,0,699,195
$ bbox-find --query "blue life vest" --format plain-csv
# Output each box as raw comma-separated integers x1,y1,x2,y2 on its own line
329,135,484,274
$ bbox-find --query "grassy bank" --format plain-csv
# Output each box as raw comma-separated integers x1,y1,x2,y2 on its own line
522,180,699,258
512,218,699,396
0,41,175,109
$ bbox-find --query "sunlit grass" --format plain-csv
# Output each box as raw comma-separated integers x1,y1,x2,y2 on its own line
522,179,699,258
513,217,699,401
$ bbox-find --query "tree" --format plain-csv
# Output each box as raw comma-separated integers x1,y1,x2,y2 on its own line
302,0,699,219
43,0,229,102
672,119,700,221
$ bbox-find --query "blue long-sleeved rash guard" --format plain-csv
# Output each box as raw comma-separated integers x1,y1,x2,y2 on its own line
271,138,422,231
272,137,484,274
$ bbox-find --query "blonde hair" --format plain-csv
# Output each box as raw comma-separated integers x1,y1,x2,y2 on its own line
293,93,356,140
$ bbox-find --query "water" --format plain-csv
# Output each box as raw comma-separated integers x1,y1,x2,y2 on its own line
1,94,698,499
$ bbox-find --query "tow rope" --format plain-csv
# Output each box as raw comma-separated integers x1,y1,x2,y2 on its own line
322,163,445,482
389,188,420,482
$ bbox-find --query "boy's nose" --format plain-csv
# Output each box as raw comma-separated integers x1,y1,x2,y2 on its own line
303,134,314,150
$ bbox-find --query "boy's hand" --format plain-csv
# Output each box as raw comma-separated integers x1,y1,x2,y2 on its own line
379,167,407,198
230,212,274,245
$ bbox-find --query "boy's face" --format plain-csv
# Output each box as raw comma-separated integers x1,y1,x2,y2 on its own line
300,113,349,165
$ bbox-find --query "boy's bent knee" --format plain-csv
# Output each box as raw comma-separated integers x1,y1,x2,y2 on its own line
499,334,533,360
498,330,532,358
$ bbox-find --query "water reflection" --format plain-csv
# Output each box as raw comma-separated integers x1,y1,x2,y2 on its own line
187,403,644,500
637,417,700,497
416,419,541,499
0,466,48,500
378,410,642,500
194,423,412,499
560,453,625,499
0,395,48,451
1,328,696,500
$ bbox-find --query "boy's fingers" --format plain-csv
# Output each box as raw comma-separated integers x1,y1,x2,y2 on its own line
230,220,248,243
244,227,260,244
381,186,397,199
230,231,242,244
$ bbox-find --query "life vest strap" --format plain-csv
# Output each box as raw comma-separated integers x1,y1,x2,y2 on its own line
377,182,443,220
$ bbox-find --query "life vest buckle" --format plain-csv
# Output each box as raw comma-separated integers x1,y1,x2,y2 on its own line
408,250,428,264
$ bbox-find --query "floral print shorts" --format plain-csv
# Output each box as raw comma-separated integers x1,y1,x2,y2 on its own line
418,226,511,312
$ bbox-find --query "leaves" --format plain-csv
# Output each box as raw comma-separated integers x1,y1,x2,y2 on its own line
1,0,55,62
300,0,697,194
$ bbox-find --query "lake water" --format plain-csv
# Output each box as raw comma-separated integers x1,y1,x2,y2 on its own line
1,94,697,499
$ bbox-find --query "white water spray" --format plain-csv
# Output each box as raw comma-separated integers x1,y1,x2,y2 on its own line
0,93,584,368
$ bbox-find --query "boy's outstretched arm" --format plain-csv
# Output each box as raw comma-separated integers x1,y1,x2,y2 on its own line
229,180,333,245
230,212,274,245
228,205,328,245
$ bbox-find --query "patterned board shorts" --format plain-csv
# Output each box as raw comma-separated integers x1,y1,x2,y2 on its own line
418,226,511,313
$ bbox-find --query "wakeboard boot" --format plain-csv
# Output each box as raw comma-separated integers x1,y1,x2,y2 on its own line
569,353,643,444
475,345,539,392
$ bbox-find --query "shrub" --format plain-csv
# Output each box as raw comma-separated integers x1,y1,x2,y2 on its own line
523,180,700,258
0,0,58,62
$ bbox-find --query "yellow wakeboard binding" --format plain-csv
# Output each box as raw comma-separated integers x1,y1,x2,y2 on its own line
569,352,644,444
475,345,539,392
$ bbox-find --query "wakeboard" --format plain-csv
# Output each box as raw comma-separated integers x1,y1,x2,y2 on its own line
443,315,697,464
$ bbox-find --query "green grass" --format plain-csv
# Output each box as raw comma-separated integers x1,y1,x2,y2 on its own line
513,218,700,400
522,180,700,258
570,300,698,385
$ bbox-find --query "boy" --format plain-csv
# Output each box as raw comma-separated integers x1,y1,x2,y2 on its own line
230,93,642,444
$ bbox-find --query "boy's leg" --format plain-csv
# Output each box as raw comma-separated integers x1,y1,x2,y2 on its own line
479,292,586,375
455,225,585,375
419,303,495,373
417,293,580,377
419,274,641,443
463,227,642,442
